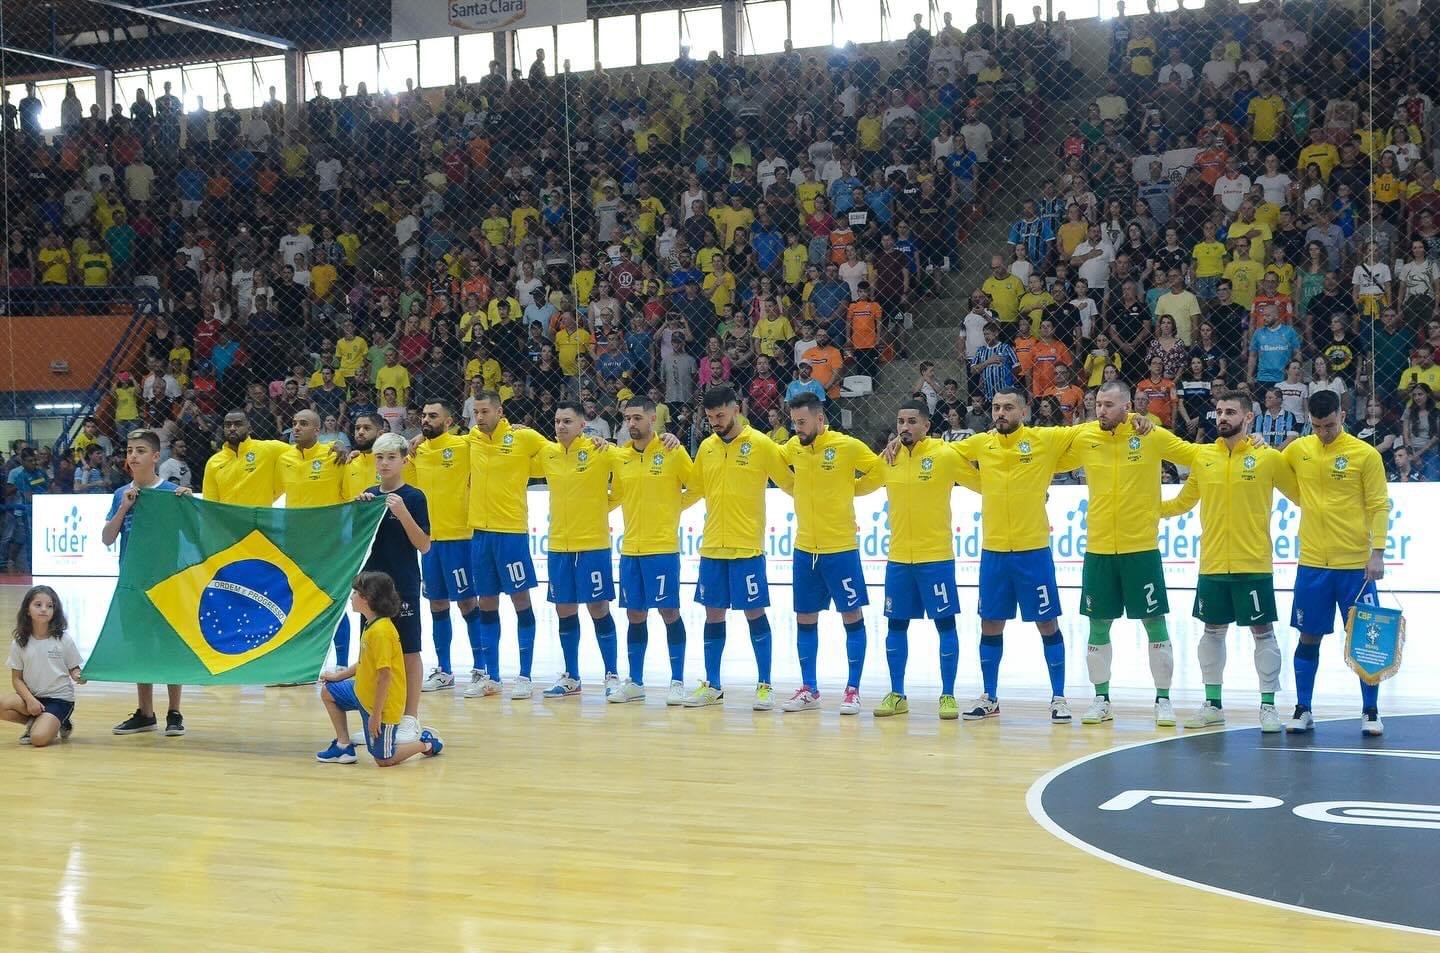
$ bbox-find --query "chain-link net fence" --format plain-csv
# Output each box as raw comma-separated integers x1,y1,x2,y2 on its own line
0,0,1430,568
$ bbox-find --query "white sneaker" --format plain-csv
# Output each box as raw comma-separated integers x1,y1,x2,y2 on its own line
603,673,622,699
665,680,686,706
543,676,582,698
781,688,821,712
607,679,646,704
1184,702,1226,729
463,669,502,698
1081,697,1114,725
961,694,999,720
396,715,421,744
1259,703,1282,733
1050,696,1072,723
681,682,724,707
421,668,455,692
1361,711,1385,736
839,686,861,715
1154,697,1176,727
1285,705,1314,733
509,676,533,700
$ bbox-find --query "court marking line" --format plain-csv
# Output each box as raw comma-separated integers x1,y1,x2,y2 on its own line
1024,712,1440,938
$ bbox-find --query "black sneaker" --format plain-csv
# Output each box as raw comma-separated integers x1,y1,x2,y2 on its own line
164,710,186,737
60,720,73,741
113,709,158,734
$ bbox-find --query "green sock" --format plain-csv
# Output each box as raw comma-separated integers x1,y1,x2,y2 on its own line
1141,617,1169,642
1088,620,1113,700
1205,684,1222,706
1261,691,1275,705
1095,681,1110,699
1155,689,1170,699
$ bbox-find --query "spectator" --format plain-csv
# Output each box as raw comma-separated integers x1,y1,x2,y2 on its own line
784,360,828,404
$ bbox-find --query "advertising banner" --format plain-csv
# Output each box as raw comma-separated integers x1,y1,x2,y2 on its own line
35,485,1432,591
391,0,588,39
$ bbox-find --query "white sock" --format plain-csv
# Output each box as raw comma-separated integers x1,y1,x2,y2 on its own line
1086,641,1113,687
1198,624,1228,687
1149,640,1174,691
1253,627,1281,695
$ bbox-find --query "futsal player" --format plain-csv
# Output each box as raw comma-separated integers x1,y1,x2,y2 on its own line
952,387,1084,723
279,409,352,666
778,392,882,714
870,400,980,718
466,391,548,699
341,412,386,501
412,400,490,698
102,429,186,736
682,386,795,710
356,433,432,741
1158,389,1297,732
1280,390,1390,735
201,410,292,505
1058,381,1197,727
610,397,697,706
535,401,624,698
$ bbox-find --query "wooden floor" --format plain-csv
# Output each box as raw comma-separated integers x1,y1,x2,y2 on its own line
3,577,1436,952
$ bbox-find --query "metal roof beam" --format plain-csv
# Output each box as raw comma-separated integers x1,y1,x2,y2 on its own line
79,0,297,50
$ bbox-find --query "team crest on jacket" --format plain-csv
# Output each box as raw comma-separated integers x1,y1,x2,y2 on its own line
502,433,514,445
442,447,454,461
920,457,934,471
1243,455,1256,469
245,451,256,463
1334,456,1348,471
739,441,752,456
1018,440,1032,454
823,447,837,462
311,460,322,472
577,450,590,464
1128,436,1142,450
652,453,664,467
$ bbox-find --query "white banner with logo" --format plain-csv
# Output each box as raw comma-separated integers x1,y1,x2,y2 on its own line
33,485,1435,591
391,0,588,39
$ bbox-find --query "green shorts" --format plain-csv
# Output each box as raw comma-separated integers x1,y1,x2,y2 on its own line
1081,551,1168,620
1193,573,1277,626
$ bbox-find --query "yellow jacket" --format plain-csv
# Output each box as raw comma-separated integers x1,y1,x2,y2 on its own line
612,437,697,556
411,433,471,542
466,420,548,534
782,429,882,555
534,438,621,553
869,436,981,564
1160,439,1297,575
1281,433,1389,569
203,437,290,506
691,426,794,558
279,442,345,508
957,425,1084,552
1059,422,1198,555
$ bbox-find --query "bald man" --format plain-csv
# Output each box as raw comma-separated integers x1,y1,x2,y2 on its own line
280,409,353,664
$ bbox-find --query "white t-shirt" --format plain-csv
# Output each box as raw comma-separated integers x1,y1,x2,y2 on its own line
1072,239,1115,288
278,233,313,270
315,158,343,192
1213,173,1252,212
7,636,82,701
1255,172,1292,206
958,123,994,163
125,163,155,202
158,456,193,488
1352,263,1393,297
961,310,989,359
1157,63,1193,87
1277,382,1308,419
1397,259,1439,297
1202,59,1236,87
1070,296,1100,339
838,260,869,298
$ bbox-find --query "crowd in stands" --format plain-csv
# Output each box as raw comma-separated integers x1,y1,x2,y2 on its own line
925,0,1440,484
1,0,1438,520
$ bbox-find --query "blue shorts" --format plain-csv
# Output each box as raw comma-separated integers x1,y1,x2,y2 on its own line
324,677,399,760
695,555,769,610
547,549,615,605
793,549,868,614
421,539,473,601
393,595,423,654
619,553,681,610
884,560,960,619
470,530,536,597
36,696,75,724
978,548,1061,622
1291,566,1375,635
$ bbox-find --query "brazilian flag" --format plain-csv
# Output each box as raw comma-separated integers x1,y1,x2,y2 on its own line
85,491,386,685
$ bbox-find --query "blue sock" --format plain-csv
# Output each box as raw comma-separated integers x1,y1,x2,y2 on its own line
665,618,686,682
844,619,866,689
593,613,618,675
748,614,773,684
516,606,537,678
937,617,958,696
797,622,819,691
557,614,581,679
979,634,1003,700
460,608,485,673
480,609,502,678
431,611,453,674
886,619,909,695
703,620,726,687
332,615,351,667
626,619,648,684
1294,641,1320,709
1041,632,1066,697
1360,679,1379,713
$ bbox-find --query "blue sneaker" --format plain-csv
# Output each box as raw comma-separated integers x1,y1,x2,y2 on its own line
420,728,443,757
543,675,581,698
316,740,357,764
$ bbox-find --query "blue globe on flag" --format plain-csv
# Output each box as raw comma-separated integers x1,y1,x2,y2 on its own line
197,559,294,655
